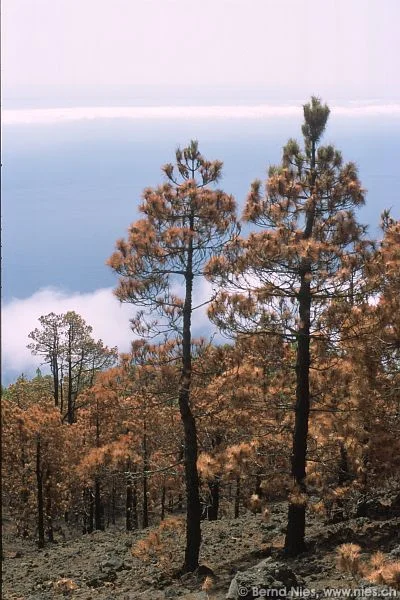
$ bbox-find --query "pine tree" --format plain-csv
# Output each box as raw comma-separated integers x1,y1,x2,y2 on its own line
28,311,117,423
208,97,370,555
108,140,238,571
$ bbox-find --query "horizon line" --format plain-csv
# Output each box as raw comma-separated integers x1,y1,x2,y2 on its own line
3,103,400,125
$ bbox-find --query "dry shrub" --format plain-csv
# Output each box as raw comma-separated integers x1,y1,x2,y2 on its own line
53,578,78,594
270,534,285,549
202,574,216,597
337,543,362,577
288,485,308,507
262,507,270,522
382,562,400,590
310,500,326,517
368,559,400,590
260,475,291,499
305,468,323,490
132,517,185,571
197,453,219,480
369,568,386,586
370,551,387,570
249,494,262,514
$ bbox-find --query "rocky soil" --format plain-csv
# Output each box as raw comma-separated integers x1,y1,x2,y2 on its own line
2,501,400,600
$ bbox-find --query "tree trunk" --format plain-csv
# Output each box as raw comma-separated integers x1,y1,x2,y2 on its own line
67,327,74,424
234,475,241,519
161,484,166,521
338,442,350,486
60,368,64,416
284,140,316,557
82,487,94,533
254,471,263,497
36,435,45,549
179,213,201,573
132,480,138,530
45,471,54,542
94,477,104,530
356,426,370,517
142,429,149,529
208,478,220,521
19,423,29,538
126,476,134,531
52,353,59,408
82,490,88,534
284,273,311,556
88,488,94,533
111,477,116,526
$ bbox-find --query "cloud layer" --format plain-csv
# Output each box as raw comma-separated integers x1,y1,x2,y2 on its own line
2,284,216,380
2,287,135,376
4,103,400,126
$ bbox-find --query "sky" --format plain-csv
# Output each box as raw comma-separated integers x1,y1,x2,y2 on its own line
2,0,400,105
2,0,400,382
2,281,215,382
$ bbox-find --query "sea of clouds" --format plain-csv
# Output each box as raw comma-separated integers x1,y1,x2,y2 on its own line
2,281,215,381
3,103,400,126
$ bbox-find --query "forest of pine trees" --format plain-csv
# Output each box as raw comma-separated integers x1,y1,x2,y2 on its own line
2,98,400,574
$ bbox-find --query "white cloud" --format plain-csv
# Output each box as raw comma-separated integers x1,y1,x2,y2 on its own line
2,283,217,379
2,287,136,375
3,103,400,126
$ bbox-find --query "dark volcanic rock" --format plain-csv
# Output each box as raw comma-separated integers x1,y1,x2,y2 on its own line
226,558,298,599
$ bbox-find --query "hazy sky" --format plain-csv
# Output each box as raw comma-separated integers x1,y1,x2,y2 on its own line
3,0,400,102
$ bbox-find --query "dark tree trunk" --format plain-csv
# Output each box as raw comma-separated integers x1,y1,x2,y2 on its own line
161,484,166,521
45,471,54,542
142,430,149,529
36,436,45,549
338,442,350,486
208,434,221,521
356,426,370,517
82,488,94,534
234,475,241,519
179,213,201,573
111,478,116,526
284,140,316,557
94,477,104,530
82,490,88,534
52,353,59,408
254,471,263,497
284,273,311,556
67,329,74,424
132,480,138,530
126,476,134,531
227,482,232,503
208,478,220,521
88,488,94,533
60,370,64,416
75,350,85,398
19,423,29,538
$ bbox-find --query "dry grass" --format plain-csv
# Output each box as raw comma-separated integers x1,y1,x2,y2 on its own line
131,516,185,571
368,559,400,590
336,543,362,578
262,507,270,522
337,546,400,591
53,578,78,594
249,494,262,514
202,574,217,598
